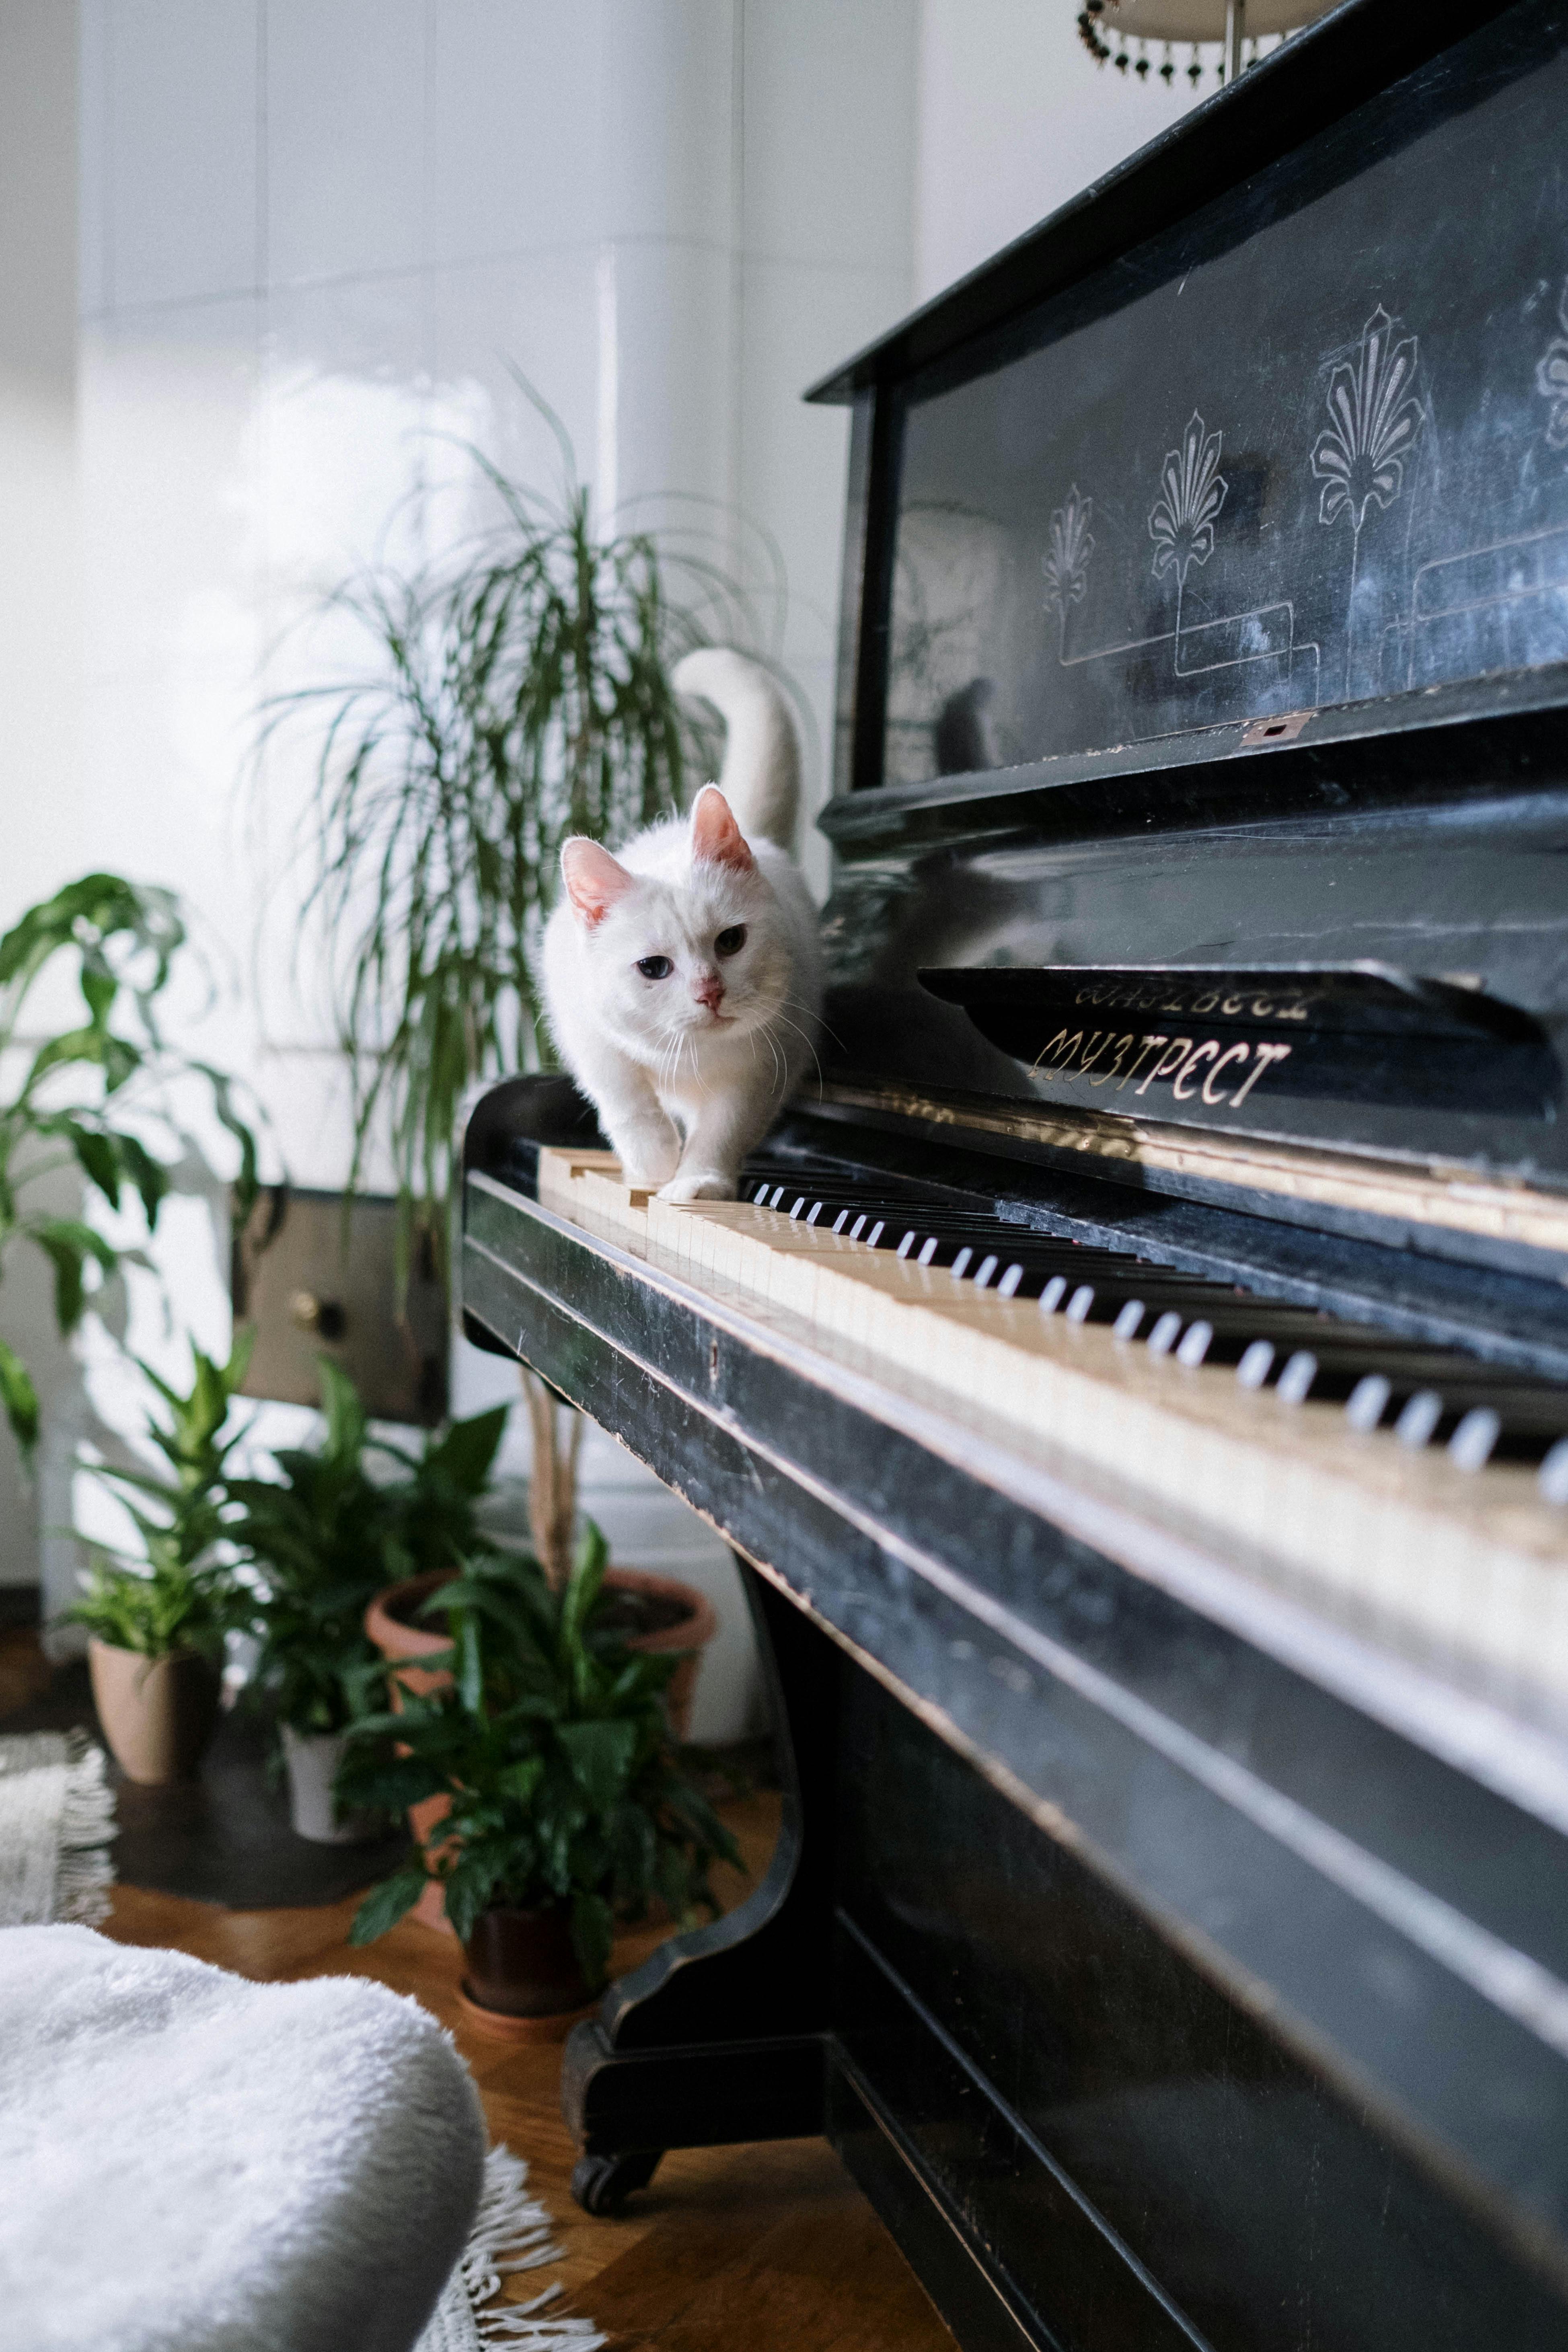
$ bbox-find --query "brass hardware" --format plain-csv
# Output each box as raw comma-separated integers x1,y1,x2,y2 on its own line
1240,709,1313,747
288,1289,346,1341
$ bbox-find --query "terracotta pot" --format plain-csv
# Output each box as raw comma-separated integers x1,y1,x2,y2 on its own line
462,1904,589,2018
363,1562,719,1935
364,1563,719,1737
279,1724,382,1845
362,1572,462,1935
88,1639,222,1785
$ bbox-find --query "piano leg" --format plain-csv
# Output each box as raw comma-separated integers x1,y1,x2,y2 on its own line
561,1561,838,2213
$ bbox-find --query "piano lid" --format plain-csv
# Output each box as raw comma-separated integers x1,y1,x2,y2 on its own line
809,0,1568,794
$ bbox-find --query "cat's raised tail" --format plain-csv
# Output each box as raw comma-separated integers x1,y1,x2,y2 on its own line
672,649,799,850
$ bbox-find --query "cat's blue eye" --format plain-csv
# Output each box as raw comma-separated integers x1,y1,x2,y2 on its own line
715,924,746,957
636,955,673,980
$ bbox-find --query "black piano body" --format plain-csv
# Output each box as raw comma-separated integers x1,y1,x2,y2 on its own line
461,7,1568,2344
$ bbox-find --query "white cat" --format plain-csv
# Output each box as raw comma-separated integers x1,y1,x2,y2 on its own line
541,649,823,1202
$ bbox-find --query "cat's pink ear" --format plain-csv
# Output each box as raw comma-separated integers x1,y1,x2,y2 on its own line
690,784,754,874
561,837,635,928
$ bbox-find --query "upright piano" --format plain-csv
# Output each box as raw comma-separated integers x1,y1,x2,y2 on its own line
461,4,1568,2342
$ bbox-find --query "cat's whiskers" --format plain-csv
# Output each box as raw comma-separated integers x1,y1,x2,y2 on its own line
781,992,846,1057
764,1007,825,1097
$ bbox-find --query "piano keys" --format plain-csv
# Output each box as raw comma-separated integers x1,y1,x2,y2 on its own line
461,5,1568,2344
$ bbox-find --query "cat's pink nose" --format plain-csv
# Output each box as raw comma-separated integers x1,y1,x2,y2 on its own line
693,971,725,1011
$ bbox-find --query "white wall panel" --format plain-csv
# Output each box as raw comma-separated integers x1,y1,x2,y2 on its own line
107,0,260,308
916,0,1201,303
741,0,917,273
265,0,427,286
426,2,604,267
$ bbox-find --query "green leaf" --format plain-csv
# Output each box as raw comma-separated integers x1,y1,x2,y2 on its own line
422,1404,508,1495
560,1518,610,1666
570,1889,614,1989
347,1864,430,1947
0,1336,39,1454
27,1217,119,1333
556,1717,638,1814
496,1754,545,1804
53,1121,122,1213
442,1851,509,1947
316,1355,368,1464
333,1754,445,1811
456,1609,485,1713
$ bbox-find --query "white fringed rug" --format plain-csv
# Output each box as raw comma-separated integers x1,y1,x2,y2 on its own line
415,2145,605,2351
0,1729,117,1927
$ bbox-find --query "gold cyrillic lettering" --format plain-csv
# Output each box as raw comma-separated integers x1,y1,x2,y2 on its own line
1229,1040,1292,1105
1120,1034,1167,1090
1136,1037,1193,1096
1202,1041,1250,1103
1171,1040,1219,1099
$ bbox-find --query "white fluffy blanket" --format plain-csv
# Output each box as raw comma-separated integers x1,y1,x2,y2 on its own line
0,1926,486,2352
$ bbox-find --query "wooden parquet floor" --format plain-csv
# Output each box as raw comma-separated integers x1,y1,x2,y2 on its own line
99,1789,956,2351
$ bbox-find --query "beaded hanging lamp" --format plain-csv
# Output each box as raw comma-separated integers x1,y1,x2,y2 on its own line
1075,0,1333,85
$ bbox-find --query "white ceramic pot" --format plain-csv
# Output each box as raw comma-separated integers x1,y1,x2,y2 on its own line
280,1725,380,1845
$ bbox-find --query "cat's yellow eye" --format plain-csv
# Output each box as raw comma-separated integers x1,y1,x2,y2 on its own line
636,955,673,980
715,924,746,958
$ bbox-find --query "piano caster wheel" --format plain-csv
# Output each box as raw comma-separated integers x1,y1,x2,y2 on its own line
571,2149,663,2216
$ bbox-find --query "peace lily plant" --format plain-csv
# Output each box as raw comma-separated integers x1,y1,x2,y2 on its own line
339,1526,740,2013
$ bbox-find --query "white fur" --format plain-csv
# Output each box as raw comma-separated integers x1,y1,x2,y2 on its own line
671,647,799,848
542,653,822,1202
0,1924,485,2352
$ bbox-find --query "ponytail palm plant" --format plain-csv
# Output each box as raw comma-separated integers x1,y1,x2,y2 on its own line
274,397,760,1583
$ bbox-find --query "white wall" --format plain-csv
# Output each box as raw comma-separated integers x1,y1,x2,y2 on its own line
915,0,1202,305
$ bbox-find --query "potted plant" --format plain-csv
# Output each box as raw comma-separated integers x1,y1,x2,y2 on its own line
341,1525,741,2036
273,412,740,1652
227,1359,409,1843
64,1336,253,1784
0,872,259,1456
240,1371,508,1854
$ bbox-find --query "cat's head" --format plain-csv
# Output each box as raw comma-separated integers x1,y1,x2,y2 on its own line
559,787,796,1056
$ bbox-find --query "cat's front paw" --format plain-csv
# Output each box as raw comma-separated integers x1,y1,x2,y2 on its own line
658,1169,738,1204
614,1124,682,1189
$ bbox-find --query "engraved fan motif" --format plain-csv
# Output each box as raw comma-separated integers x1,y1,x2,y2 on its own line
1535,278,1568,452
1042,487,1095,618
1311,305,1424,532
1148,413,1228,585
